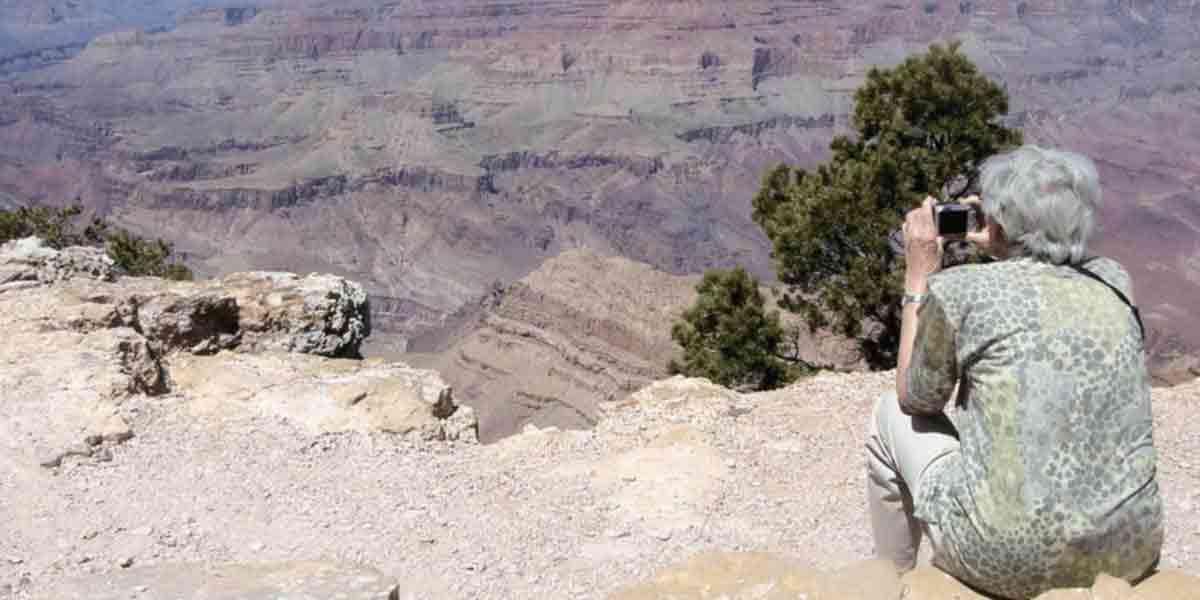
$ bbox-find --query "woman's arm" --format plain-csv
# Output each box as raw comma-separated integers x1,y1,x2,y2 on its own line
896,197,942,409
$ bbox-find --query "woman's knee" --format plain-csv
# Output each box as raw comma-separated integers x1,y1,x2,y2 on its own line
869,390,901,440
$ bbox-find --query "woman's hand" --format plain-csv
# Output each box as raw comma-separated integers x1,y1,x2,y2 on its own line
961,194,991,247
903,196,943,292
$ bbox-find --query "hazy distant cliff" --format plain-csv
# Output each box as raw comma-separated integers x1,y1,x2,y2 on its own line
1,0,1198,372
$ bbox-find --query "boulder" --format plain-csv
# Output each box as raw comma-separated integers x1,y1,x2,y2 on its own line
0,239,369,358
219,271,370,358
0,236,114,289
38,561,400,599
134,288,241,355
170,352,477,442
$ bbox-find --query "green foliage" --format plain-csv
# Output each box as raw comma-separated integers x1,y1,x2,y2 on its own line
105,228,193,280
751,42,1022,367
0,205,105,249
0,204,193,281
669,268,797,391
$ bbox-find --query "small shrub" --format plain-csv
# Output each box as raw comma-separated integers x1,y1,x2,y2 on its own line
669,267,796,391
0,205,102,249
105,228,193,280
0,203,193,280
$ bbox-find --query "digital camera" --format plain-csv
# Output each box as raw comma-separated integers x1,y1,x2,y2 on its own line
932,203,980,237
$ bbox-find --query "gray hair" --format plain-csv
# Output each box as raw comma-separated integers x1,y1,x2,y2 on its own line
978,145,1101,265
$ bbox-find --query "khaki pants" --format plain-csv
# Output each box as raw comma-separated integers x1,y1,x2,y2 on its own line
865,391,960,570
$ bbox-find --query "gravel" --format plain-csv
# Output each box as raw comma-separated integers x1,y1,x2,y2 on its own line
3,372,1198,599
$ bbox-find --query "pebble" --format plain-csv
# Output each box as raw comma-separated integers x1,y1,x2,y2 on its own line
119,556,134,568
4,556,22,565
249,542,266,552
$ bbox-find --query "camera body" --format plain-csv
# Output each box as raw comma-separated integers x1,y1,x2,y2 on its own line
933,203,980,237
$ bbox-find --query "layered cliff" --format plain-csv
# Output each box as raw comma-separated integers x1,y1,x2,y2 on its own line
1,0,1199,371
396,249,863,442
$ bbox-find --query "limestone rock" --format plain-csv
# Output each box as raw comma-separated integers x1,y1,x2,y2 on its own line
38,561,400,599
20,275,240,358
824,559,905,599
1129,570,1200,599
1090,574,1133,600
609,554,902,600
443,404,479,443
1035,589,1093,599
0,236,114,287
0,255,367,359
219,271,370,358
134,289,240,355
170,351,475,440
900,567,989,599
608,551,822,600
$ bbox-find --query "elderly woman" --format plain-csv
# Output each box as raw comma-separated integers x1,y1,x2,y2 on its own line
865,145,1162,598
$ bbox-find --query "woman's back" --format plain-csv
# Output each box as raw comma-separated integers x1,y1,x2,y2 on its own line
910,257,1162,598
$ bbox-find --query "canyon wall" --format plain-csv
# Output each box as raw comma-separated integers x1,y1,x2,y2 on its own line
1,0,1198,374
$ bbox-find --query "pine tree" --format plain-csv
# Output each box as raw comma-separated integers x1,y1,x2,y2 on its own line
669,267,795,391
752,42,1022,367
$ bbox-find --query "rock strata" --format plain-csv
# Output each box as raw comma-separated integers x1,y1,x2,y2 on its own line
408,249,861,442
7,0,1200,377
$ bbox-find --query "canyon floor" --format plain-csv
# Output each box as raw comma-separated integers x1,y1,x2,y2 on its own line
6,371,1199,599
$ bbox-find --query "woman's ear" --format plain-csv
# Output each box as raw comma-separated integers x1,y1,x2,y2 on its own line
974,220,1008,260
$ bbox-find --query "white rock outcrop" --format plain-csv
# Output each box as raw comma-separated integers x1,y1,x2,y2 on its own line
0,238,475,471
0,236,115,289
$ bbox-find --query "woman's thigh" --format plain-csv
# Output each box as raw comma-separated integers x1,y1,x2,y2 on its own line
872,391,960,496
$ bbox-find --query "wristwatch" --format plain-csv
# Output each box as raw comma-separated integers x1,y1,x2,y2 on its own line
902,292,925,306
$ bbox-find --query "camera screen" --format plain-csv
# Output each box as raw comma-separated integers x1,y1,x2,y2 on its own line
938,209,968,235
